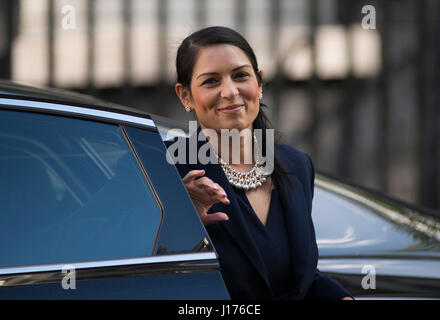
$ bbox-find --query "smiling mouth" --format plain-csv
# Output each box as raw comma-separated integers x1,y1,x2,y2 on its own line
218,104,244,113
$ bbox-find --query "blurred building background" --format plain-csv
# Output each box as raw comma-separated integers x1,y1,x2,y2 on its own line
0,0,439,212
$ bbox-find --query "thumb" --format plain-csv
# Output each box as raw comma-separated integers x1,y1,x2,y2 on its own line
203,212,229,226
182,169,205,184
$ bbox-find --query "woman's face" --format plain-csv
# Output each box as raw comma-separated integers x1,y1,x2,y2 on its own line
180,44,262,133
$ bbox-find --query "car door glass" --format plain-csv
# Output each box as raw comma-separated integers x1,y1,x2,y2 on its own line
0,110,161,268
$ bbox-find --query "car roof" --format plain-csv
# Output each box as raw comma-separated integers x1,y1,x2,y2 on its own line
0,79,187,131
0,79,116,108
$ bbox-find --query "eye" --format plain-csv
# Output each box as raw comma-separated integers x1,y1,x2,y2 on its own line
234,71,250,79
201,78,218,85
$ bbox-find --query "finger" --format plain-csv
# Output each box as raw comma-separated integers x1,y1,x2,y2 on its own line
214,183,227,196
203,183,227,199
194,176,215,187
182,170,205,184
193,177,220,195
212,184,229,199
202,182,223,196
202,212,229,226
211,193,230,205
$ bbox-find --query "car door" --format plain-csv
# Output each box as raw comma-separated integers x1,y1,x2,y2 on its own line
0,103,229,299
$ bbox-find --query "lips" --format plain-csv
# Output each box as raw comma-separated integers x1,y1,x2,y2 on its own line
218,104,244,113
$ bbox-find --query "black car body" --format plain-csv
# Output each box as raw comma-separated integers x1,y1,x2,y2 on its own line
0,80,439,299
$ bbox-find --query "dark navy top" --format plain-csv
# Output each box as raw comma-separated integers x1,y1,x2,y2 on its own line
234,188,295,298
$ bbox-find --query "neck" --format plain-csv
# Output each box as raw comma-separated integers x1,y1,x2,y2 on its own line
201,125,255,170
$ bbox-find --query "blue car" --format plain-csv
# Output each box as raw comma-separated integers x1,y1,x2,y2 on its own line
0,80,439,299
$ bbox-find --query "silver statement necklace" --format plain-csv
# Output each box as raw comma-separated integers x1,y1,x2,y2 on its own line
215,134,270,191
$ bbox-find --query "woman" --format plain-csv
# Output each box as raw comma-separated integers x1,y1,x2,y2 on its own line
167,26,352,300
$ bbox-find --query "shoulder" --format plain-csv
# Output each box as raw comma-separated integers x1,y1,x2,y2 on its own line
275,143,314,175
275,143,315,199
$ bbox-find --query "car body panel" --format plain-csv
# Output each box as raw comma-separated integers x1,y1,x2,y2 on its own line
0,271,228,300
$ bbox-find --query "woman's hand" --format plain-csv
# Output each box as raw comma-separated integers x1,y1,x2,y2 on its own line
182,169,230,226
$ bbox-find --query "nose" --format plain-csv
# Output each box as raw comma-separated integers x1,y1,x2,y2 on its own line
220,78,239,99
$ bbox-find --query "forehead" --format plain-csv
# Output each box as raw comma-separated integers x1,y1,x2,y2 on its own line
192,44,252,75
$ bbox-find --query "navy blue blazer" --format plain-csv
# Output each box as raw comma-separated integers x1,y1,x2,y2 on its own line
164,131,351,300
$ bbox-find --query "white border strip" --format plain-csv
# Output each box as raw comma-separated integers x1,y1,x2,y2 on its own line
0,252,217,276
0,98,156,128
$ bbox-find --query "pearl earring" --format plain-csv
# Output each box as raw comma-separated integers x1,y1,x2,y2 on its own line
259,91,263,100
185,105,191,112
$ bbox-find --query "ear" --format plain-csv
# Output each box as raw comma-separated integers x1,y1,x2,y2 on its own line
175,83,192,110
258,70,263,88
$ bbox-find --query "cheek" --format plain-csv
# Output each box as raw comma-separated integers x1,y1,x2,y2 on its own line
243,85,260,112
192,91,219,126
243,81,260,100
247,84,261,119
193,89,217,110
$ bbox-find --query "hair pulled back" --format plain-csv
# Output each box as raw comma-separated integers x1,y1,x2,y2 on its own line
175,26,293,203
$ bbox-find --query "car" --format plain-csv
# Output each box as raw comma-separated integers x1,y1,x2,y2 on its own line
314,174,440,299
0,80,439,300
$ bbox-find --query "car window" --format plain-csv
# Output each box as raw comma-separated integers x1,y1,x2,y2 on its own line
0,110,161,268
313,186,428,256
123,126,214,254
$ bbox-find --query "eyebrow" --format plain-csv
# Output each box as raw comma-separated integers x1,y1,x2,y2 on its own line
196,64,252,79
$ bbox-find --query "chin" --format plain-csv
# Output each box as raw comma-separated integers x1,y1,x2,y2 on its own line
219,121,249,132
